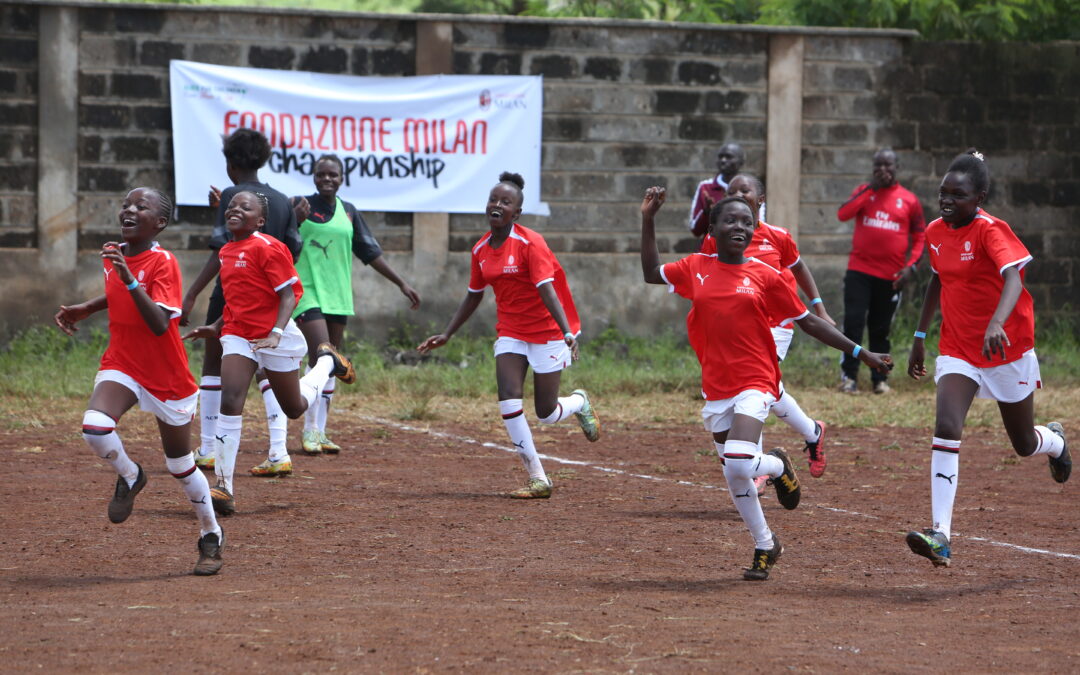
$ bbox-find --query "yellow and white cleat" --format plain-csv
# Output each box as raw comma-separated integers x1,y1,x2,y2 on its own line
319,432,341,455
302,429,323,455
249,457,293,477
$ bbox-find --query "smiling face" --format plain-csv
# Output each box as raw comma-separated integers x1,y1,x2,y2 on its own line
872,150,897,188
224,191,265,239
314,158,343,201
486,182,522,230
118,188,165,245
709,200,756,256
725,175,763,217
938,171,984,226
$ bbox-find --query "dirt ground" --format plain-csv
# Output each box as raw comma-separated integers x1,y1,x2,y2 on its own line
3,400,1079,673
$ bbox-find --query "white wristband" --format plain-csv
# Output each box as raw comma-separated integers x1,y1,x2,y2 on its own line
564,332,574,340
270,326,284,335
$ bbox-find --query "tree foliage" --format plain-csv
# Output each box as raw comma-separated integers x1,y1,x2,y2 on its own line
415,0,1080,41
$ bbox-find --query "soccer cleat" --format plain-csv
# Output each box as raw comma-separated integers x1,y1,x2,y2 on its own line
249,457,293,477
766,449,801,510
753,474,768,497
301,429,323,455
508,477,553,499
743,534,783,581
193,528,225,576
873,380,891,395
210,482,235,516
572,389,600,442
108,464,147,524
1047,422,1070,484
316,342,356,384
319,432,341,454
804,421,827,478
906,528,951,567
194,448,215,470
838,375,858,394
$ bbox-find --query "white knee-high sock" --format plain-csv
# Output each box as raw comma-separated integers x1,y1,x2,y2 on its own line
198,376,221,457
771,386,819,442
302,366,319,432
82,410,139,486
214,413,243,493
299,355,334,409
537,392,585,425
499,399,547,483
722,440,773,548
930,437,961,539
259,379,288,462
1031,426,1065,458
165,453,220,537
317,378,335,434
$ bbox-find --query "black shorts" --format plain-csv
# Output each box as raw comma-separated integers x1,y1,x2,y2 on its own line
294,307,348,326
205,281,225,324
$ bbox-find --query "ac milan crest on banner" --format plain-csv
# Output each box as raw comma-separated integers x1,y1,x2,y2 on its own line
169,60,547,214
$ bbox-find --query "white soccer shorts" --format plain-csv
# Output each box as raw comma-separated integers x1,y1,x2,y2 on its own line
493,336,572,374
935,349,1041,403
94,369,197,427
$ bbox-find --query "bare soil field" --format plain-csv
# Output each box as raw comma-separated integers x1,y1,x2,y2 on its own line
3,398,1079,672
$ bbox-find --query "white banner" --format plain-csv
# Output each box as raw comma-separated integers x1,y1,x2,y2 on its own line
169,60,547,214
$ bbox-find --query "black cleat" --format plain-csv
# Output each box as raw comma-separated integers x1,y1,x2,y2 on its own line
108,463,146,523
194,528,225,576
316,342,356,384
767,448,801,510
743,534,783,580
1047,422,1070,484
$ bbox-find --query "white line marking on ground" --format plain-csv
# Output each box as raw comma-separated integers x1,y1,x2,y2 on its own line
362,415,1079,561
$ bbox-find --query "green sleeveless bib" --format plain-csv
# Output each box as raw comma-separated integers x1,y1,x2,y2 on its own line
293,197,355,317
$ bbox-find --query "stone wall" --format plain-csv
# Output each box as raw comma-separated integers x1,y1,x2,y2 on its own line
1,1,1077,341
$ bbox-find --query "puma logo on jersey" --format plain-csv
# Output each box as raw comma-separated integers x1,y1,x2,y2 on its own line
935,472,956,484
309,239,332,258
929,243,942,256
696,273,710,286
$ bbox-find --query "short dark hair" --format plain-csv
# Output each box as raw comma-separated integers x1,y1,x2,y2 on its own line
709,195,755,225
316,154,344,173
147,188,172,226
946,148,990,194
729,173,764,197
222,128,271,171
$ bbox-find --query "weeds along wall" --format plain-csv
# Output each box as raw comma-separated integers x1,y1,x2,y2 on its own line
1,1,1077,341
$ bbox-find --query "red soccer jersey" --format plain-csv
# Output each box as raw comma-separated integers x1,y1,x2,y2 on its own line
927,210,1035,368
99,243,197,402
700,222,803,327
468,224,581,343
661,254,808,400
838,182,926,281
219,232,303,340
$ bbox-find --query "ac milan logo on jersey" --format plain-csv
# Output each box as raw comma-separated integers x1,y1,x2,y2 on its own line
235,251,248,268
503,253,518,274
758,240,774,251
961,240,974,262
736,276,755,295
963,241,971,252
742,277,750,285
897,198,903,209
137,270,145,281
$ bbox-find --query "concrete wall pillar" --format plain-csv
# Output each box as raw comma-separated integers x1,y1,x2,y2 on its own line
412,21,454,270
37,6,79,275
765,34,804,239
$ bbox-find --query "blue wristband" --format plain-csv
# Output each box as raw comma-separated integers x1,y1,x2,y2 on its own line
810,297,822,306
125,278,139,291
851,345,862,358
913,330,927,339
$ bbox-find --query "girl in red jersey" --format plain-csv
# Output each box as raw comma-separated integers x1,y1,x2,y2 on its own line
417,172,599,499
185,191,356,516
702,174,834,478
905,149,1069,568
54,188,224,576
642,187,891,580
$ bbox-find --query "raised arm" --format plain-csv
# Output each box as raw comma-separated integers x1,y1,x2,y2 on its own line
837,185,872,222
641,186,667,285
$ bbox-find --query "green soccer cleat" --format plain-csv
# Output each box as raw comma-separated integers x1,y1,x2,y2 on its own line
906,528,951,567
249,457,293,477
508,477,553,499
319,432,341,455
743,534,783,581
572,389,600,442
302,429,323,455
1047,422,1070,484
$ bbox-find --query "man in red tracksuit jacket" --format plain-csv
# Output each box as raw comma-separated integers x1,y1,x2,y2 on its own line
837,147,926,394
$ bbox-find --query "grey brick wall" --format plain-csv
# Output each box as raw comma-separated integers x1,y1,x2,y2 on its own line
1,1,1077,339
